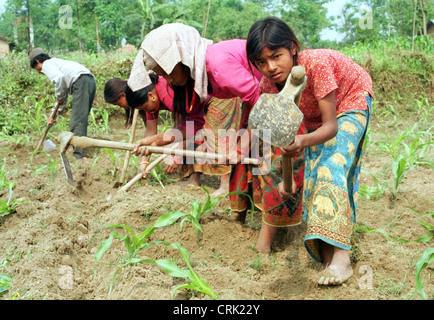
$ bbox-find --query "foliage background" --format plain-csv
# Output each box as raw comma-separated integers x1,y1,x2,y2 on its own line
0,0,433,52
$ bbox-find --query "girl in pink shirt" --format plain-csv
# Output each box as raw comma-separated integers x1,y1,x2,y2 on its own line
246,17,373,286
104,74,204,179
130,23,262,192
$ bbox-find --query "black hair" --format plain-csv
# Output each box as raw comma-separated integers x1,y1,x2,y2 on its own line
170,63,193,126
246,16,301,68
123,73,160,127
125,73,159,109
30,53,51,68
104,78,127,103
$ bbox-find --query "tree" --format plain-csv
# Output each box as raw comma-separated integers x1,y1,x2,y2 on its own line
281,0,332,48
124,0,170,42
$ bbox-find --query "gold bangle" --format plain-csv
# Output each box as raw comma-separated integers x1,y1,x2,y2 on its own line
139,161,150,165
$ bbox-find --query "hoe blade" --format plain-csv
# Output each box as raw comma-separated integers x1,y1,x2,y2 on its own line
60,153,75,186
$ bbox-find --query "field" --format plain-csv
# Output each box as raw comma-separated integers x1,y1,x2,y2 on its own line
0,38,433,302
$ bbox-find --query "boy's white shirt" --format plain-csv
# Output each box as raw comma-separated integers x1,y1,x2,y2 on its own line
41,58,93,112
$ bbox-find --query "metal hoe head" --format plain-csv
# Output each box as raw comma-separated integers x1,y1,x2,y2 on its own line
42,139,56,152
248,95,304,147
248,67,306,147
59,131,75,186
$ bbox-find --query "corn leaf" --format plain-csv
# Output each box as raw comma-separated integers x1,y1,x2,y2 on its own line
154,211,186,228
415,248,434,300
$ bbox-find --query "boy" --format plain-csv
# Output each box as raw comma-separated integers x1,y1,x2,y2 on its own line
29,47,96,159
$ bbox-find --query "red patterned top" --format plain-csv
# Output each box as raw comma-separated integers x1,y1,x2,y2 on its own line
259,49,373,131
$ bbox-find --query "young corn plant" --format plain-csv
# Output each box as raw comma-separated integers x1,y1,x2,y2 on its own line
89,108,110,134
0,258,11,296
409,207,434,244
391,155,409,200
154,187,253,239
32,152,60,177
155,243,220,300
415,248,434,300
149,163,177,188
0,273,12,296
94,225,218,299
359,169,387,200
0,159,24,217
101,148,123,177
373,130,409,159
153,186,220,236
402,134,433,169
94,224,167,294
27,97,48,134
357,207,433,300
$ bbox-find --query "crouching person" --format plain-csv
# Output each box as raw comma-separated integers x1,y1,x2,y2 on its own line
29,47,96,159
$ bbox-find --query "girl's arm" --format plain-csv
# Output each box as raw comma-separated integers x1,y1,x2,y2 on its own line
133,127,186,156
281,91,338,157
137,119,158,174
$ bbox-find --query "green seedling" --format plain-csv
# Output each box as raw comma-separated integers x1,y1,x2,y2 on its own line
374,131,409,159
154,187,253,238
27,97,47,134
0,129,31,148
415,248,434,300
32,152,60,176
94,224,167,294
409,207,434,244
391,155,409,200
0,273,12,296
155,243,220,300
149,163,177,188
0,258,11,296
355,225,411,243
101,148,123,177
0,158,24,217
402,136,432,169
89,108,110,133
359,169,387,200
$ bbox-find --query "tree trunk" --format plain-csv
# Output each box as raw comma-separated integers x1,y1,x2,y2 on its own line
419,0,427,35
95,12,100,54
75,0,83,52
412,0,417,52
202,0,211,37
25,0,33,49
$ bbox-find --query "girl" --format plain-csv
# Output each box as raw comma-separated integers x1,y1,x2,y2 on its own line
126,72,205,185
246,17,373,286
104,74,182,176
129,23,262,195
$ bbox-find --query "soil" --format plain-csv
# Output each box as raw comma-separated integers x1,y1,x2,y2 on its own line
0,114,432,302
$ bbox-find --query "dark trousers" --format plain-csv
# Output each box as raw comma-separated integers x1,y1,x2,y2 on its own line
69,74,96,159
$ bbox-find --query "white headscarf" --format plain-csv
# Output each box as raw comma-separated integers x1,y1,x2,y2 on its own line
128,23,213,102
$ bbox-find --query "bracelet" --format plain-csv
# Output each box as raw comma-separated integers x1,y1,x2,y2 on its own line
139,161,150,165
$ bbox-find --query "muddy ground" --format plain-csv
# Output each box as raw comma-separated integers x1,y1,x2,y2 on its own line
0,114,432,302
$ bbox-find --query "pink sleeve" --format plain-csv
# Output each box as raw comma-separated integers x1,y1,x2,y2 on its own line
155,77,174,110
206,40,262,107
146,77,175,120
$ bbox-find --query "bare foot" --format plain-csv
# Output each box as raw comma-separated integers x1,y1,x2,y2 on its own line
317,246,353,285
317,264,353,285
256,222,277,255
177,173,201,187
211,174,230,197
231,210,246,224
211,187,228,198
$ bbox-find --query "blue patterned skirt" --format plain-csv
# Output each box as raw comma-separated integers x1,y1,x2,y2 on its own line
304,94,372,262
